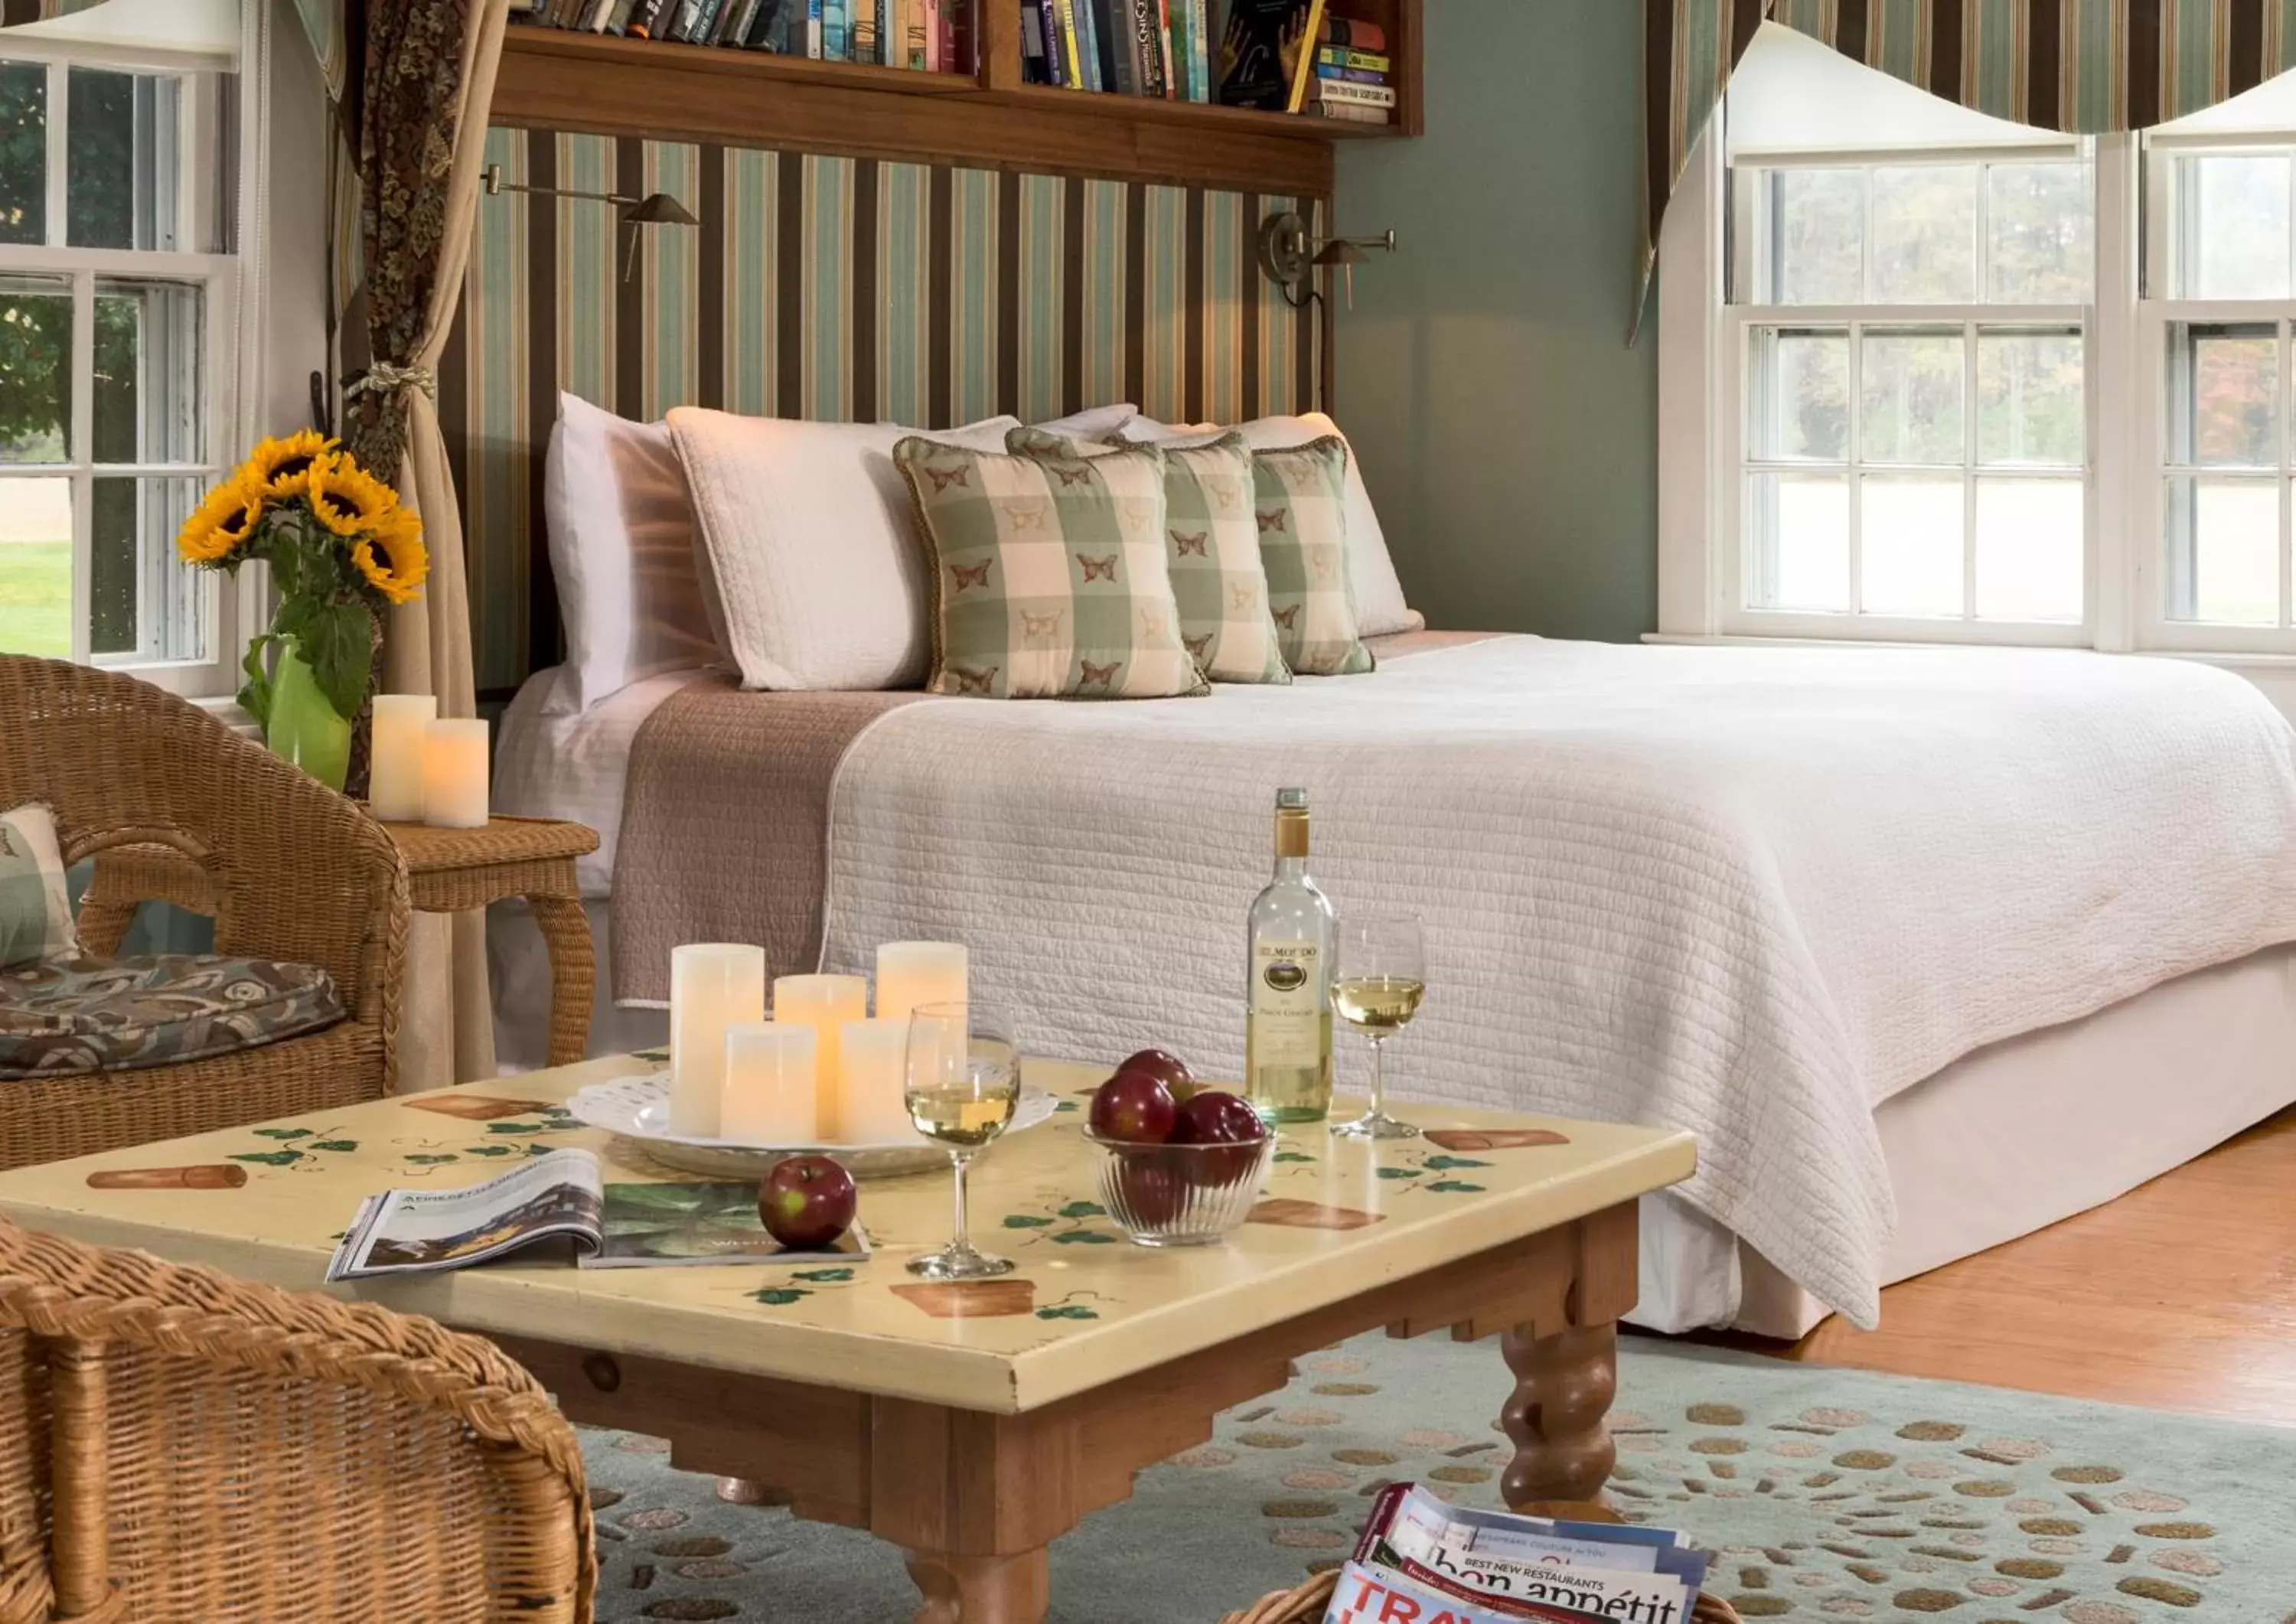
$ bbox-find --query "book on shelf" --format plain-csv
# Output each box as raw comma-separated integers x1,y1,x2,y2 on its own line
1071,0,1104,91
1319,1485,1713,1624
1315,75,1392,106
1313,99,1389,125
1316,62,1385,84
1054,0,1087,86
1319,12,1380,49
1215,0,1328,112
1316,43,1384,70
324,1147,874,1281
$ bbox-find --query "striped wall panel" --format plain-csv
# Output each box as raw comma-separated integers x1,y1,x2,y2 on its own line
441,126,1326,695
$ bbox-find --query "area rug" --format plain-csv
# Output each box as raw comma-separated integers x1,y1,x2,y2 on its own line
579,1332,2296,1622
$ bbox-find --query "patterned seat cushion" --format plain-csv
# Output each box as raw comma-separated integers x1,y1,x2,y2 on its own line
0,954,345,1081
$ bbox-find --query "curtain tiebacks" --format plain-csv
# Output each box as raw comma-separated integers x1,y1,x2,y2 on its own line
346,361,437,402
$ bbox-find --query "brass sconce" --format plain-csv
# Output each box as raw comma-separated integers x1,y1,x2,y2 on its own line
481,161,702,282
1258,211,1397,311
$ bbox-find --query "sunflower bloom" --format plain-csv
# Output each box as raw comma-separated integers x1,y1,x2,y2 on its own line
353,510,429,605
305,452,401,538
177,473,267,565
242,429,338,499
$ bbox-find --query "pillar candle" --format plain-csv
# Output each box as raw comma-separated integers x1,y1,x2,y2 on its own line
720,1022,818,1143
368,693,435,821
421,718,491,830
669,943,766,1136
773,973,867,1140
840,1017,924,1144
874,941,968,1021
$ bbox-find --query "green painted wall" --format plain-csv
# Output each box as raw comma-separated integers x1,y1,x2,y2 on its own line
1334,0,1658,643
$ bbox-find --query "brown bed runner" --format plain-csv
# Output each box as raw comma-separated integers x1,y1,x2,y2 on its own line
611,680,931,1002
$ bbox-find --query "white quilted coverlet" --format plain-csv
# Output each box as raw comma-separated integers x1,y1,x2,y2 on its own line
818,638,2296,1325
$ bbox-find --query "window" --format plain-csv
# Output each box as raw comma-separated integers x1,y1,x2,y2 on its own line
0,47,240,693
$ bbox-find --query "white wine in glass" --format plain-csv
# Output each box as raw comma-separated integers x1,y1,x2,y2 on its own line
904,1001,1021,1280
1330,916,1426,1141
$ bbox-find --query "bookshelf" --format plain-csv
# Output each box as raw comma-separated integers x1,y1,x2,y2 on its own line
494,2,1420,196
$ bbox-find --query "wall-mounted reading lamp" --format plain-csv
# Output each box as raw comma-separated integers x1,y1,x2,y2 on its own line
481,161,702,282
1258,211,1397,311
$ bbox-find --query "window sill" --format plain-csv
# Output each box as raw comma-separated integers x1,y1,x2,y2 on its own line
190,694,260,738
1642,631,2296,677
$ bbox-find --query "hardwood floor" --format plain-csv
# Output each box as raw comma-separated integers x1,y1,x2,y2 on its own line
1749,1107,2296,1426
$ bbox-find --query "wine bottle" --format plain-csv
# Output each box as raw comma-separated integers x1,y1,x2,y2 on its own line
1244,787,1335,1123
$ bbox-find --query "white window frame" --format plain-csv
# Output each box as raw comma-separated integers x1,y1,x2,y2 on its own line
1660,125,2150,655
0,38,257,701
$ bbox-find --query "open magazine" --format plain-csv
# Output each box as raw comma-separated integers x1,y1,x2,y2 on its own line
1323,1484,1711,1624
325,1147,870,1280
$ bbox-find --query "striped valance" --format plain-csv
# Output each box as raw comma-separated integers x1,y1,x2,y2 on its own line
1641,0,2296,335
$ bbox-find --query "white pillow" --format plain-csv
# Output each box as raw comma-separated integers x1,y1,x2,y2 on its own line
1122,412,1420,638
666,409,1022,690
542,394,720,714
1027,403,1138,439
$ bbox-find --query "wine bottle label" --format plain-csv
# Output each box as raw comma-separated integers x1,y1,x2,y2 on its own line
1250,940,1326,1066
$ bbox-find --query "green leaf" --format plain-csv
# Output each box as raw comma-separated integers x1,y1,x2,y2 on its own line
230,1150,304,1167
307,1140,358,1153
486,1123,543,1135
302,599,374,719
1002,1215,1055,1229
253,1127,313,1140
1375,1166,1420,1181
1057,1201,1106,1220
748,1287,812,1306
791,1267,853,1283
1272,1151,1315,1164
1425,1180,1487,1194
404,1153,458,1166
465,1145,515,1157
1424,1156,1492,1171
1035,1305,1100,1320
1049,1230,1117,1246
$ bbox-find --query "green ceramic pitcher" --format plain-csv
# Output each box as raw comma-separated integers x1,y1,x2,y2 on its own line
263,634,353,791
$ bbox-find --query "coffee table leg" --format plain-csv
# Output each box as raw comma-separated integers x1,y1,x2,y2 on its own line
903,1547,1050,1624
1499,1320,1619,1515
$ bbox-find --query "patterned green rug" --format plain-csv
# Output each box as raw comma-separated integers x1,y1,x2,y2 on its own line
579,1332,2296,1622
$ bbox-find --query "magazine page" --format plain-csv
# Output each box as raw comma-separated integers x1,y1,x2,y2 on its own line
582,1180,874,1268
326,1148,604,1281
1319,1560,1596,1624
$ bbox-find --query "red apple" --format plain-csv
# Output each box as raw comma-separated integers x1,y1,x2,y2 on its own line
758,1153,857,1250
1117,1047,1194,1097
1170,1090,1267,1187
1089,1070,1179,1144
1110,1147,1189,1228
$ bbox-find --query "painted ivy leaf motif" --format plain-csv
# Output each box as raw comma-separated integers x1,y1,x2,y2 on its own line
1058,1201,1107,1220
523,1143,557,1156
790,1268,853,1283
1036,1305,1100,1320
230,1150,304,1167
405,1153,459,1165
634,1046,670,1063
1375,1166,1421,1181
485,1123,543,1135
1003,1215,1056,1229
308,1140,360,1153
1054,1100,1081,1114
748,1287,811,1306
465,1145,516,1157
1425,1179,1487,1194
253,1127,313,1140
1050,1230,1117,1245
1273,1151,1316,1164
1423,1156,1492,1171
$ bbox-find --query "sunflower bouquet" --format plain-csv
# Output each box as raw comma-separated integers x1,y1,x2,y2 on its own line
177,431,429,746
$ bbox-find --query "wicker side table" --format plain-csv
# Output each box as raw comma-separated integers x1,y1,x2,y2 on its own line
80,814,601,1069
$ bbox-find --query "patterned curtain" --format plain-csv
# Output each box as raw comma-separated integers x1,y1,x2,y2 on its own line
348,0,513,1089
1640,0,2296,336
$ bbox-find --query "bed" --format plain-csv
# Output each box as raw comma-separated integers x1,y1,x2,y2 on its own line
493,631,2296,1340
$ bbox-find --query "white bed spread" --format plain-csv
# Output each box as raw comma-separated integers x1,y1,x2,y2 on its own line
817,637,2296,1326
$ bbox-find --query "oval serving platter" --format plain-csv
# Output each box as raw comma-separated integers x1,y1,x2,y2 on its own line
566,1072,1059,1180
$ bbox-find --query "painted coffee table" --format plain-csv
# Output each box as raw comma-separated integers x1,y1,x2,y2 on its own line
0,1052,1694,1624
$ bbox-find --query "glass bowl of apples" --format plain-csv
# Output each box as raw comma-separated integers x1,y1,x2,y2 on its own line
1084,1051,1273,1247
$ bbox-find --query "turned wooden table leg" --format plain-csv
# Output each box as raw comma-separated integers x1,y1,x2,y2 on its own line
904,1548,1050,1624
526,889,595,1068
1499,1320,1619,1515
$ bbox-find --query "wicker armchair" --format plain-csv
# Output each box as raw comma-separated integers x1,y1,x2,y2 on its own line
0,1218,595,1622
0,655,407,1170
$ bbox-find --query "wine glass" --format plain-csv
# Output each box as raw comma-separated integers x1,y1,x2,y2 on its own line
903,1001,1022,1280
1329,915,1427,1141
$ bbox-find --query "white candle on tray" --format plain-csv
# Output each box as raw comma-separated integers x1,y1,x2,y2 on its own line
421,718,491,829
368,693,435,821
773,973,867,1140
875,941,967,1021
720,1022,818,1143
840,1017,922,1144
669,943,767,1136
